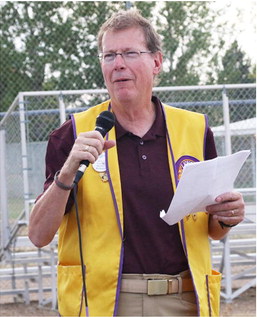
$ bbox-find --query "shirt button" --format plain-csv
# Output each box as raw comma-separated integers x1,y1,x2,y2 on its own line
140,140,144,145
142,155,147,160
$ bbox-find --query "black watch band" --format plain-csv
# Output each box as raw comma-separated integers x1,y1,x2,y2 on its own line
218,221,237,229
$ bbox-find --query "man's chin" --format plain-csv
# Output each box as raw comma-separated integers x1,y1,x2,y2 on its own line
111,89,136,104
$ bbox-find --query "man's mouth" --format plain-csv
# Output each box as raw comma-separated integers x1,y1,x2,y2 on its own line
114,78,130,83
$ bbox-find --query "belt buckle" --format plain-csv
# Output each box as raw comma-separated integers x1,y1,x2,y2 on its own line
168,276,182,294
147,279,168,296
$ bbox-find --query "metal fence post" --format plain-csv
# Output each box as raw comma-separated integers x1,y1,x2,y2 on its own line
222,237,233,302
50,241,57,310
250,138,256,187
0,129,10,253
19,93,30,223
37,249,43,306
222,88,232,156
58,94,66,125
221,88,233,302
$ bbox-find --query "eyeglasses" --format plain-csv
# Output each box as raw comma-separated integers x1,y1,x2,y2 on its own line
99,50,153,63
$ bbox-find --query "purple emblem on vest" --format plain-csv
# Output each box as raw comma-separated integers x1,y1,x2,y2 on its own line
176,155,199,181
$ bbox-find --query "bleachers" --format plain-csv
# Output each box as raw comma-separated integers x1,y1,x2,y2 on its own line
211,204,256,302
0,235,58,308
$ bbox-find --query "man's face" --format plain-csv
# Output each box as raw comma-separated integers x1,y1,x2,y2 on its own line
100,27,162,106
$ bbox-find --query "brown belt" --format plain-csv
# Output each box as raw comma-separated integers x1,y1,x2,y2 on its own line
121,273,194,296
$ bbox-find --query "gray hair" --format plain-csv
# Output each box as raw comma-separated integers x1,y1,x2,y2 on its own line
97,9,162,53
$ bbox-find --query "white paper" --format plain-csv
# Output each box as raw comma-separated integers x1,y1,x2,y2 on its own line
160,150,251,225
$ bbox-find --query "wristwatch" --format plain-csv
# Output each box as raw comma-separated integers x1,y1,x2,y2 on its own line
218,221,238,229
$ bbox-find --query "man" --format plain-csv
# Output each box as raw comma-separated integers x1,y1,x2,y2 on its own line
29,9,245,317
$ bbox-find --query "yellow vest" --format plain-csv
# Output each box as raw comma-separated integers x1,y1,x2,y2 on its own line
57,100,221,317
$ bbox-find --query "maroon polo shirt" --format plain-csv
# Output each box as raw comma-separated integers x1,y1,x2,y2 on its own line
41,96,217,274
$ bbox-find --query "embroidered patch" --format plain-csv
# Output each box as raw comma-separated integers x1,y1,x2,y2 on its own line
176,155,199,181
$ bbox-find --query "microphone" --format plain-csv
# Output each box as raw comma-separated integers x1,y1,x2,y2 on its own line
73,111,115,185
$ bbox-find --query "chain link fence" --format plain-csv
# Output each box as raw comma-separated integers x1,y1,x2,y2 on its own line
1,1,255,113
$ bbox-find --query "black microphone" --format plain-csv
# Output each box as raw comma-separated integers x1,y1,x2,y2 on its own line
73,111,115,185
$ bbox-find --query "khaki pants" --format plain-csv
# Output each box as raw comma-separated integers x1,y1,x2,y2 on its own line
116,272,197,316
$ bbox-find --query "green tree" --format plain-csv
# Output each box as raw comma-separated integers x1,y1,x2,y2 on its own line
217,41,255,84
206,40,256,124
0,1,124,111
156,2,216,86
0,41,32,110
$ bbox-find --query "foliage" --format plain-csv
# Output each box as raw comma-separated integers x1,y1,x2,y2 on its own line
0,1,124,111
0,1,255,112
156,1,215,86
217,41,256,84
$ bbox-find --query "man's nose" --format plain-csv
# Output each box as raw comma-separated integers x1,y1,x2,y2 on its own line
113,53,126,69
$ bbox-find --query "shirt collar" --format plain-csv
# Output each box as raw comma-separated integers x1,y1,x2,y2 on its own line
114,96,166,140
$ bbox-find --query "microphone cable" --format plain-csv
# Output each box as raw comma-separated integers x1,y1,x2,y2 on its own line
73,183,89,317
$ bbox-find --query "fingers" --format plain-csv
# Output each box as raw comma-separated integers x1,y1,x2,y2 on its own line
104,140,116,150
76,131,105,159
206,192,245,225
210,209,243,226
63,131,115,175
215,192,243,203
79,138,116,163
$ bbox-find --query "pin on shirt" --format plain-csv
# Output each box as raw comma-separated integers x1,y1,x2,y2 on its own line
92,153,109,182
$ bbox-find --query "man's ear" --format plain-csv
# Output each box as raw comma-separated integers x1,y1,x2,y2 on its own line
153,51,163,76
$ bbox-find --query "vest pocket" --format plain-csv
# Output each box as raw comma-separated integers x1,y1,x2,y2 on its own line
206,270,222,317
57,264,84,317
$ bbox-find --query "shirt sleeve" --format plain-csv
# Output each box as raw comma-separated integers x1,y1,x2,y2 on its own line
36,119,75,213
205,127,217,160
